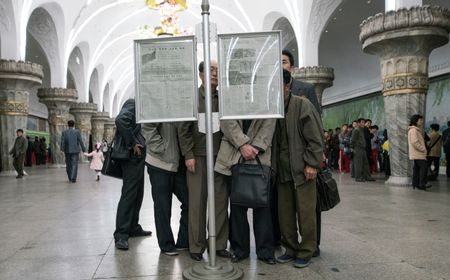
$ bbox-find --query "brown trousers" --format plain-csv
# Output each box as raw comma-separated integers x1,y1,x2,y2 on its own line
278,180,317,260
187,156,230,253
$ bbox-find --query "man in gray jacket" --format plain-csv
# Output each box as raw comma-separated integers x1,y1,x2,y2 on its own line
142,122,188,256
61,120,86,182
10,129,28,178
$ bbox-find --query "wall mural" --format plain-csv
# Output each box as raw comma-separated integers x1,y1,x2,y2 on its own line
322,75,450,133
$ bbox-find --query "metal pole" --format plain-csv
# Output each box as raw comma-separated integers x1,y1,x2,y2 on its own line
201,0,217,268
183,1,242,278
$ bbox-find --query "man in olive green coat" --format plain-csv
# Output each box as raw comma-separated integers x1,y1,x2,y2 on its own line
272,70,324,268
351,118,374,182
10,129,28,178
178,61,231,261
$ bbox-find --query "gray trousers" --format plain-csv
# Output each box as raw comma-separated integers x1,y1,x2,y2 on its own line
187,156,230,254
353,148,371,180
13,154,25,176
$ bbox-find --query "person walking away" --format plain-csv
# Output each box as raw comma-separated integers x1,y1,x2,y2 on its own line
84,143,104,181
9,129,28,178
61,120,86,183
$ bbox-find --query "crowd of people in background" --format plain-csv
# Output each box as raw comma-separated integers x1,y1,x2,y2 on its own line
322,119,387,181
322,118,450,188
24,136,49,166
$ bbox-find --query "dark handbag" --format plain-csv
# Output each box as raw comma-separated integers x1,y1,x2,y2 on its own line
316,169,340,211
111,134,130,160
101,144,123,179
230,156,272,208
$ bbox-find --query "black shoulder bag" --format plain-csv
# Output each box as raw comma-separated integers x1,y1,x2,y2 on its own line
230,155,273,208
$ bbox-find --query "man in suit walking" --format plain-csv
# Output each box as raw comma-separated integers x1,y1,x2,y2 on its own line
10,129,28,178
61,120,86,183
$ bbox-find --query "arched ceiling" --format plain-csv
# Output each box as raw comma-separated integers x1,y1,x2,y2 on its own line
7,0,450,116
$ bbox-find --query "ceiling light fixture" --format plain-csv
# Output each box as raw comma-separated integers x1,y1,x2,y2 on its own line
142,0,191,37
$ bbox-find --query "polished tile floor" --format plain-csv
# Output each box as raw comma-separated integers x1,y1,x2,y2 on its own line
0,165,449,280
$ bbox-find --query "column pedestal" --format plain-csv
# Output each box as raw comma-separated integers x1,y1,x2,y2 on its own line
360,5,450,186
70,102,97,162
91,112,110,146
292,66,334,107
0,60,43,175
37,88,78,167
103,118,116,142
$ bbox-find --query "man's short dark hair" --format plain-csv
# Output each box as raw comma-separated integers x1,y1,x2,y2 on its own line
283,69,292,85
430,123,440,131
370,125,379,130
68,120,75,127
357,118,365,123
282,49,295,66
198,61,204,73
16,129,23,133
365,119,372,123
335,127,341,131
409,114,423,126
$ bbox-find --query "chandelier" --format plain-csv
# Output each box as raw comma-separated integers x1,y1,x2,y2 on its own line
142,0,191,37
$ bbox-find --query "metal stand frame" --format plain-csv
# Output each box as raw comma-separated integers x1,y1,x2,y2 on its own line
183,1,243,279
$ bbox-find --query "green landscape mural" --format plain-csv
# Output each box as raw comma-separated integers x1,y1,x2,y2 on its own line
322,75,450,132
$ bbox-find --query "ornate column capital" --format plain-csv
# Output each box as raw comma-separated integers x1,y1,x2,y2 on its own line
0,59,44,83
0,60,43,116
292,66,334,106
70,102,98,131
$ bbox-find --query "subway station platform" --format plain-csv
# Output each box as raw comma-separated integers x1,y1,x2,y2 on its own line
0,165,449,280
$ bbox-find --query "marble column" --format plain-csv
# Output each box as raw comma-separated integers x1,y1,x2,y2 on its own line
0,60,43,175
70,102,97,161
360,5,450,186
292,66,335,107
103,118,116,142
91,112,109,146
37,88,78,167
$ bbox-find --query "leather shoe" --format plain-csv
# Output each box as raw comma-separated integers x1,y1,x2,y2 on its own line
258,257,276,265
190,253,203,261
216,249,232,258
115,239,129,250
231,254,247,263
129,230,152,237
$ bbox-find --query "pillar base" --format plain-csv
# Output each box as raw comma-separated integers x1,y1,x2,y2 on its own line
183,263,243,280
385,176,412,186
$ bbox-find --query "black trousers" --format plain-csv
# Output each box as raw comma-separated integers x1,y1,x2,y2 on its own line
427,156,440,180
114,149,146,241
412,159,428,188
65,153,79,181
147,164,189,251
230,204,274,259
446,153,450,178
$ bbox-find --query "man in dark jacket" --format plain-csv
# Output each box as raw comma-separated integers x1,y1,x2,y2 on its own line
273,70,324,268
61,120,86,182
351,118,375,182
114,99,151,250
282,49,321,114
10,129,28,178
